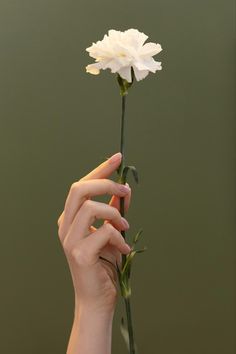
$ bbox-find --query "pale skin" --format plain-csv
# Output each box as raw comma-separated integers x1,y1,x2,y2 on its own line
57,152,132,354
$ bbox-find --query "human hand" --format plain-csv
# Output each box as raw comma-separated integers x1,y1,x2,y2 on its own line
57,152,132,315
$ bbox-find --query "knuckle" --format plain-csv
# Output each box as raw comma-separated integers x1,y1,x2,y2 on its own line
62,238,72,254
104,223,122,242
70,181,78,192
103,222,116,235
82,199,94,211
71,247,82,262
71,247,92,266
70,180,85,194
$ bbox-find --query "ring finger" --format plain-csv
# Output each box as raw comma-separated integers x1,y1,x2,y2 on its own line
62,199,129,249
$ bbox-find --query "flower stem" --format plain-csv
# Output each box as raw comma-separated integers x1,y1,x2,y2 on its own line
125,298,135,354
120,94,126,239
120,94,126,161
119,92,136,354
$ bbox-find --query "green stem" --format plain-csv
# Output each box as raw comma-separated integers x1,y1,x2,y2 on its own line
119,92,136,354
120,94,126,240
120,94,126,164
125,298,135,354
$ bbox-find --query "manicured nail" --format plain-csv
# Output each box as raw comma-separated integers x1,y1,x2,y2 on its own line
124,243,131,253
109,152,122,164
119,184,131,193
121,217,129,229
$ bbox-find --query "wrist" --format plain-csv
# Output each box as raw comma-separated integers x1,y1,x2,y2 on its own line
67,303,114,354
74,302,115,324
74,296,116,320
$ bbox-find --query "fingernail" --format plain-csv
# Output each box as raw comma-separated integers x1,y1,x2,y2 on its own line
119,184,131,193
121,217,129,229
109,152,122,164
124,243,131,253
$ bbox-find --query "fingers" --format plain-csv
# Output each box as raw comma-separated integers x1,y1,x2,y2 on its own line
103,182,131,228
61,179,131,237
62,199,130,248
80,152,122,181
108,183,131,213
70,223,131,266
57,151,122,229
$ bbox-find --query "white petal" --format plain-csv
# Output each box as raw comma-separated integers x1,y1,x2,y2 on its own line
87,46,111,60
133,61,148,71
108,29,121,38
85,28,162,80
134,58,162,73
117,66,132,82
85,64,100,75
125,29,148,47
139,42,162,57
132,66,149,81
103,58,124,73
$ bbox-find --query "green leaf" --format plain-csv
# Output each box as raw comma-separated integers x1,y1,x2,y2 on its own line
122,251,135,275
116,164,125,181
132,228,143,245
123,165,139,184
124,246,147,278
120,317,139,353
116,165,121,176
135,246,147,253
120,317,130,351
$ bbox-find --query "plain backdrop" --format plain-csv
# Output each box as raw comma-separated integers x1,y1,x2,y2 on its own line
0,0,235,353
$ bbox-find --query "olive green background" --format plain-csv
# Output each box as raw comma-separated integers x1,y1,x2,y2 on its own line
0,0,235,353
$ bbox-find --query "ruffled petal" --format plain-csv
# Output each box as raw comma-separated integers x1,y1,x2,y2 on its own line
85,29,163,81
132,66,149,81
139,42,162,57
85,63,100,75
117,66,132,82
125,29,148,48
134,57,162,73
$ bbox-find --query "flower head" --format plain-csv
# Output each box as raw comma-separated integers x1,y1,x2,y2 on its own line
85,28,162,83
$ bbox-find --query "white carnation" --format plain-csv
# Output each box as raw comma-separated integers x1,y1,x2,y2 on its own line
85,28,163,82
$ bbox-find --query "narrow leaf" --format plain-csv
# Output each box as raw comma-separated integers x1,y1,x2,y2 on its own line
132,228,143,245
135,246,147,253
122,251,136,275
120,317,139,353
123,165,139,184
130,166,139,184
120,317,130,351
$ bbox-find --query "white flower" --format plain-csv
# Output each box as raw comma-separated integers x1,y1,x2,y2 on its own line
85,28,163,83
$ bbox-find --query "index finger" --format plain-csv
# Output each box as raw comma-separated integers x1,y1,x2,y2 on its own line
80,152,122,181
57,152,123,233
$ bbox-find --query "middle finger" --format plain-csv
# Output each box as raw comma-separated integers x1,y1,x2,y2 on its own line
62,179,130,234
63,199,130,247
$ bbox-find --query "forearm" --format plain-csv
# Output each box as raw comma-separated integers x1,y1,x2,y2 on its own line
66,301,114,354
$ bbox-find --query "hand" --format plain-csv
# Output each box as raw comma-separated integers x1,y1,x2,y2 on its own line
57,152,132,315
